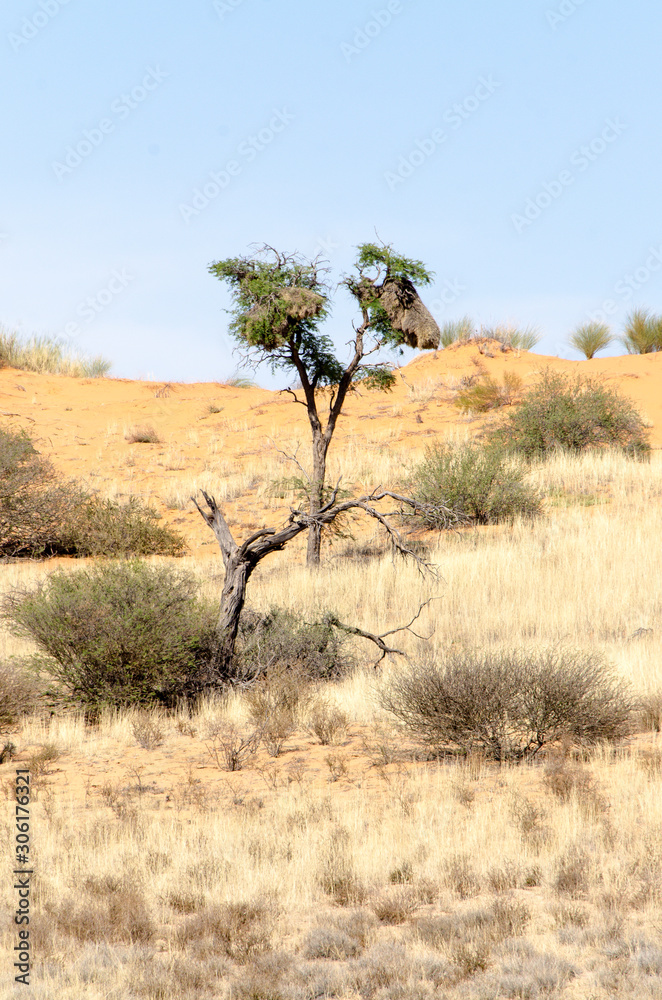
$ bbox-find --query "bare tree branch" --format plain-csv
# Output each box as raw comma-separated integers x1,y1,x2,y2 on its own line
267,439,311,482
320,598,440,669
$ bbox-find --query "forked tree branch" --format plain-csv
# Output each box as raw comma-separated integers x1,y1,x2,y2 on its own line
320,598,440,668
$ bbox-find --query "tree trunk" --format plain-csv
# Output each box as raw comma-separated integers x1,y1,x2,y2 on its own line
208,553,253,683
306,437,327,568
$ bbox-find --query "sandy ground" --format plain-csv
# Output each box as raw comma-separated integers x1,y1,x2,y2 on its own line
1,344,661,808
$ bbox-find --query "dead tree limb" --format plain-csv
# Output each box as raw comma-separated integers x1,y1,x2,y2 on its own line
193,488,452,684
320,597,441,668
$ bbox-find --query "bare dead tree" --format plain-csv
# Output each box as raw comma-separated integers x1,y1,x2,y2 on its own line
192,489,462,684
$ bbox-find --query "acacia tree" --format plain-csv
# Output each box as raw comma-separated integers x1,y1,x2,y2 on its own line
209,241,441,567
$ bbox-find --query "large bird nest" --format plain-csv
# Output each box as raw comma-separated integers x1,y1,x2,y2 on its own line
377,278,440,350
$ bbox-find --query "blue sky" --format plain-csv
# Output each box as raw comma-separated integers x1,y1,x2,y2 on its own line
2,0,661,385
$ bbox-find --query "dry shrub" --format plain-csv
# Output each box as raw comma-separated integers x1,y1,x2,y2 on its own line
130,957,227,999
487,862,521,893
244,662,315,752
542,754,607,817
325,752,349,781
552,903,590,929
318,828,367,906
636,746,662,778
131,716,165,750
125,424,161,443
455,370,523,412
444,854,482,899
205,722,261,771
176,899,275,962
230,953,294,1000
388,860,414,884
371,886,419,924
554,846,591,898
303,925,363,959
382,646,632,761
305,698,348,745
0,660,40,731
509,795,549,851
50,888,154,943
495,947,578,998
639,691,662,732
166,890,204,914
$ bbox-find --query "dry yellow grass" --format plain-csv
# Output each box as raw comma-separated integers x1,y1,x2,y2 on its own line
1,368,662,995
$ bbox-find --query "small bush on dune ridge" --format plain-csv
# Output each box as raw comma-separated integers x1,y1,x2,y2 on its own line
0,427,184,557
569,321,613,359
487,368,650,460
407,442,542,526
621,308,662,355
381,647,633,761
1,561,217,711
439,318,539,351
0,328,111,377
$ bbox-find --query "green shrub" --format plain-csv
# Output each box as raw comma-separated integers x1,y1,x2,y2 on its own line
235,606,353,682
407,442,542,526
0,328,110,377
568,321,613,359
1,561,216,711
621,308,662,354
67,496,186,557
487,368,650,459
0,427,185,557
381,647,633,761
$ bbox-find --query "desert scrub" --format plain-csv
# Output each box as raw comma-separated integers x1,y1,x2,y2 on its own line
234,605,354,682
0,427,185,557
1,560,216,711
407,442,542,526
380,647,633,761
455,370,523,412
487,368,651,459
67,495,186,557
